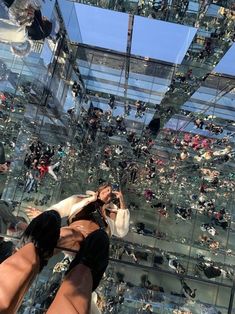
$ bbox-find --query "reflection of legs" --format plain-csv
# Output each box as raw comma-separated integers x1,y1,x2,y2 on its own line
25,178,35,193
51,161,60,170
0,243,40,314
24,178,31,192
47,264,92,314
48,162,60,181
48,168,58,181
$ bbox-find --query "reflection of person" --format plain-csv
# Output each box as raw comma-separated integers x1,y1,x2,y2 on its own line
0,142,10,173
1,0,52,56
24,168,39,193
0,183,130,313
37,161,60,181
180,279,196,299
0,161,10,173
0,142,6,171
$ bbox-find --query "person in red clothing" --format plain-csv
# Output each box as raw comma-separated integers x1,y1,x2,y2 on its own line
37,161,60,181
37,161,48,179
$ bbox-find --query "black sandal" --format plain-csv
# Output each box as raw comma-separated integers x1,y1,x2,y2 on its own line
18,210,61,270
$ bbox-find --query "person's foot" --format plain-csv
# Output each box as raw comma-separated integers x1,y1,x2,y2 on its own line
18,210,61,270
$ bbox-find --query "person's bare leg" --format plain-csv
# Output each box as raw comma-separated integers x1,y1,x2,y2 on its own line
0,209,61,314
0,243,40,314
47,264,93,314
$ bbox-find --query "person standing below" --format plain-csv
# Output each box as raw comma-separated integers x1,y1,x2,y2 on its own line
0,142,8,172
0,183,130,314
180,279,197,299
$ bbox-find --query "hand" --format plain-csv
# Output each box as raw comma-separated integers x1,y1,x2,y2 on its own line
25,206,42,220
112,191,123,199
112,191,126,209
85,190,98,202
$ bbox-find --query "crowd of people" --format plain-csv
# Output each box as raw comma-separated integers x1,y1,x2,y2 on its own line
24,140,64,185
0,0,234,313
0,89,234,312
68,99,234,256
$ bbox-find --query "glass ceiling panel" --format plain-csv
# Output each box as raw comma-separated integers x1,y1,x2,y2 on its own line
182,101,235,121
206,4,222,17
59,1,129,52
58,0,80,43
131,16,197,64
74,4,129,52
41,0,55,18
77,53,172,103
214,43,235,77
192,87,235,110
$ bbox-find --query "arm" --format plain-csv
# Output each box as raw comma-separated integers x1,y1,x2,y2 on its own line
46,195,83,218
26,195,84,220
113,191,126,209
69,192,98,217
112,207,130,238
26,192,98,220
106,192,130,238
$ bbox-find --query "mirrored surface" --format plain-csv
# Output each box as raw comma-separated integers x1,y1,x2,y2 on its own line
0,0,235,312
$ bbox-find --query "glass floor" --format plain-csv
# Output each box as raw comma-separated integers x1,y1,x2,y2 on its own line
0,0,235,313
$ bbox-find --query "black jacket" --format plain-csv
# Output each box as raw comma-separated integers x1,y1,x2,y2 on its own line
27,10,45,41
0,143,5,164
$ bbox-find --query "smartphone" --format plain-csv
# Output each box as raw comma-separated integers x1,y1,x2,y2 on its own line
112,183,119,191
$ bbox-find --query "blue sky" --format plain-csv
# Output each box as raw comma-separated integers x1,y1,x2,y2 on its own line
214,43,235,77
58,1,197,64
46,1,235,75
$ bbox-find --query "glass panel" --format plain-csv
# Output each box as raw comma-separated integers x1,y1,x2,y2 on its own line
59,1,129,51
0,1,235,313
58,0,80,43
74,3,129,52
131,16,197,63
214,43,235,76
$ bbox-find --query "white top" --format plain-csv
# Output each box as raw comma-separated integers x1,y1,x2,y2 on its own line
47,194,130,238
0,18,27,43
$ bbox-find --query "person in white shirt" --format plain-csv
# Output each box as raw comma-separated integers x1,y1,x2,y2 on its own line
0,0,52,57
0,0,34,56
0,183,130,314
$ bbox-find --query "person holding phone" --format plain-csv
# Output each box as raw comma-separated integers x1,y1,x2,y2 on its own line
0,183,130,314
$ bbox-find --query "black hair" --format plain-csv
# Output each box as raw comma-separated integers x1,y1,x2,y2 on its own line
27,11,52,41
42,20,53,39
